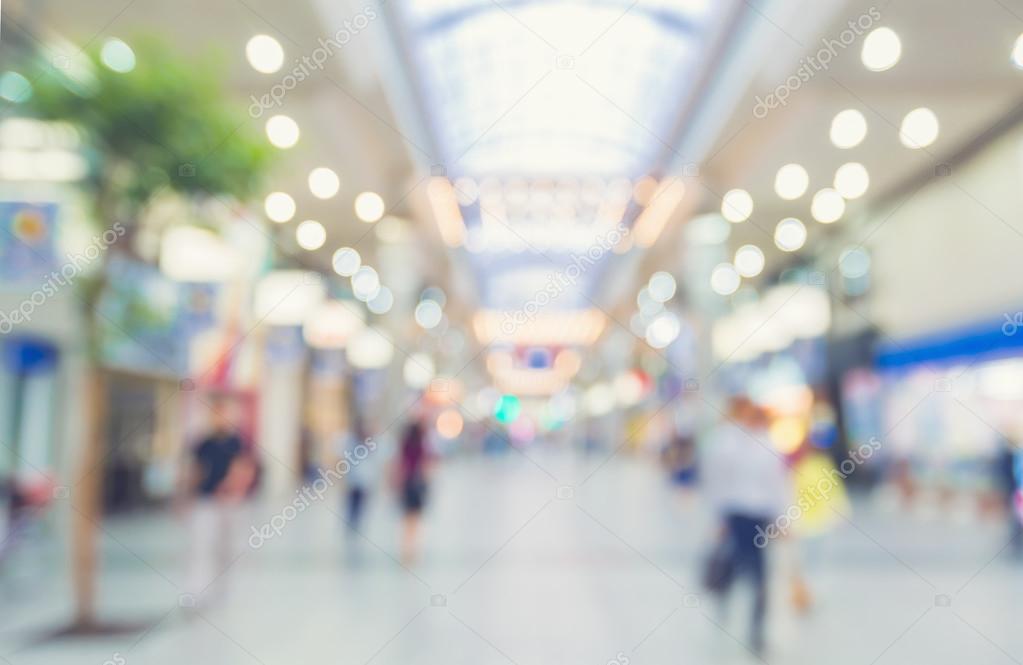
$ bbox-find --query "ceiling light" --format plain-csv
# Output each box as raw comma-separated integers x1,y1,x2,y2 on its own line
354,191,385,223
264,192,295,223
899,108,939,149
811,188,845,224
265,115,299,149
839,247,872,279
774,218,807,252
1013,34,1023,69
774,164,809,200
100,38,135,73
734,245,765,278
833,163,870,199
415,300,443,329
710,263,741,296
861,27,901,72
308,167,340,199
295,220,326,250
367,286,394,315
246,34,284,74
351,266,380,302
648,271,677,302
646,312,681,349
830,109,867,149
721,188,753,223
331,247,361,277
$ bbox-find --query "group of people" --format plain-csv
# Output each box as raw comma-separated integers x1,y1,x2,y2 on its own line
183,398,435,604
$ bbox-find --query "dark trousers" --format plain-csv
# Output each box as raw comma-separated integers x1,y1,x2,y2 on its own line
725,513,769,650
346,486,367,529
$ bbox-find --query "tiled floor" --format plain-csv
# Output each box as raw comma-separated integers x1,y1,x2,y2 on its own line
2,449,1021,664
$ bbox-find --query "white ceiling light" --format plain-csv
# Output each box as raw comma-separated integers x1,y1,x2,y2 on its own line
710,263,741,296
100,38,136,73
899,108,940,149
774,164,809,200
308,167,340,199
833,163,870,199
351,266,380,302
1013,34,1023,69
295,220,326,250
734,244,765,278
774,218,807,252
861,27,901,72
354,191,385,223
721,189,753,223
265,115,299,149
414,300,443,329
367,286,394,315
332,247,361,276
648,271,677,302
263,191,295,223
830,109,867,149
810,188,846,224
839,248,872,279
645,311,681,349
246,34,284,74
403,353,436,389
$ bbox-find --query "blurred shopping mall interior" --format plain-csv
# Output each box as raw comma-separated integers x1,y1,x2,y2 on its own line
3,0,1023,663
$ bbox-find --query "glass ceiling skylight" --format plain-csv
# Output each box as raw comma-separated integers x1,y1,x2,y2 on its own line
399,0,724,178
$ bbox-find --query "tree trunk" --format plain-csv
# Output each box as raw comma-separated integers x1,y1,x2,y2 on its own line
70,364,106,628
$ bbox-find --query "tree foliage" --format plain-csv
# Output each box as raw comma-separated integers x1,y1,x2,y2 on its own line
28,37,273,218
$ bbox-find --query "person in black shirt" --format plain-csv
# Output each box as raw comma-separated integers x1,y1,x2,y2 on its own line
184,398,253,603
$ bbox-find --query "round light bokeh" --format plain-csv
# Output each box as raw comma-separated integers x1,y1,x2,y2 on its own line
436,409,464,439
646,311,681,349
839,247,872,279
710,263,741,296
833,162,870,199
265,115,299,149
421,287,447,308
295,220,326,250
367,286,394,315
721,189,753,223
861,27,901,72
403,353,435,389
733,244,765,278
351,266,380,302
899,107,940,149
331,247,361,276
100,38,136,73
414,300,443,329
774,218,807,252
246,34,284,73
354,191,386,223
810,188,846,224
264,192,295,223
774,163,809,200
648,271,677,303
830,109,867,149
308,167,340,199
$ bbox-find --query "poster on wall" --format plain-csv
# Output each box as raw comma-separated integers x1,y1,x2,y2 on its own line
95,255,187,377
0,202,58,282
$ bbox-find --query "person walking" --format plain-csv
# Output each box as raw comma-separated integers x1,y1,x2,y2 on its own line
701,397,790,655
183,399,255,605
393,419,432,565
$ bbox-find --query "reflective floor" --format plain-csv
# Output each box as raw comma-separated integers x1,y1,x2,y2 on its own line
2,451,1020,665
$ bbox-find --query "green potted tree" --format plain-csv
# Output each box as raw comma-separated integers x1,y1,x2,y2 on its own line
26,37,273,633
